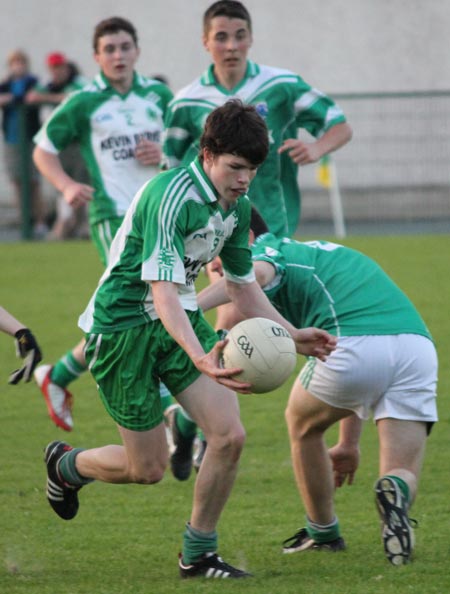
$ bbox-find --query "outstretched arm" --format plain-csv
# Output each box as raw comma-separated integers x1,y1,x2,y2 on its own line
0,306,27,336
226,280,336,361
0,306,42,384
198,261,336,360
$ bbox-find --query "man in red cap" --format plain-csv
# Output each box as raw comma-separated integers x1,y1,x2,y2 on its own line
47,52,66,67
28,52,86,107
26,52,90,240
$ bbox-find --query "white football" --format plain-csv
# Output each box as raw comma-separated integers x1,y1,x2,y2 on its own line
222,317,297,393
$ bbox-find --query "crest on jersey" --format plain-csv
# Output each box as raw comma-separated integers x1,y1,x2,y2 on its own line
146,106,158,121
255,102,269,119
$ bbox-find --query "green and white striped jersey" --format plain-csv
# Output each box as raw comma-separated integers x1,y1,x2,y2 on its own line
163,61,347,237
79,157,255,333
35,71,173,225
251,234,432,339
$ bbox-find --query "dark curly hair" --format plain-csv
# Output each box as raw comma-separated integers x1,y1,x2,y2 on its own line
199,100,268,166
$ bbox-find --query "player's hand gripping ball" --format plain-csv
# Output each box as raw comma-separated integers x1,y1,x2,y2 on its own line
222,317,297,393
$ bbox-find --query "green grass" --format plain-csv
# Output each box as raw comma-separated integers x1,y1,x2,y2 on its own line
1,235,449,594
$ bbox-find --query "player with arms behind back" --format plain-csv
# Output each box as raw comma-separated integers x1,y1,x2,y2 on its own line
42,101,336,579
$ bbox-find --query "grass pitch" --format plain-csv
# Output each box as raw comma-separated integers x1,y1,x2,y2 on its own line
0,234,449,594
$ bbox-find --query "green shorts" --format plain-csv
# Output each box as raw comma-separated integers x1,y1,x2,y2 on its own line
90,217,124,267
84,310,218,431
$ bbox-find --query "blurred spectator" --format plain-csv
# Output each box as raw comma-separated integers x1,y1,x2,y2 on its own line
26,52,90,240
0,49,47,238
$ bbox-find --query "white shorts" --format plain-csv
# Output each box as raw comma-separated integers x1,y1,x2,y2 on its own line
298,334,438,422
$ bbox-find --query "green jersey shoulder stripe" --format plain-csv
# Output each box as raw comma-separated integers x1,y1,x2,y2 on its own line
156,171,193,281
167,97,219,112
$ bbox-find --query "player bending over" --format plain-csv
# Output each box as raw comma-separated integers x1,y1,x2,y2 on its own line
198,207,438,566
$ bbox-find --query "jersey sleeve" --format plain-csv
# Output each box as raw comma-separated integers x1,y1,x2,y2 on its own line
162,99,197,169
251,233,287,297
33,91,85,153
152,82,174,116
220,198,255,284
292,75,347,137
140,172,189,284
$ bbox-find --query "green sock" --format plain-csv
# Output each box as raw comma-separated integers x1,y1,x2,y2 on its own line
176,408,197,439
182,523,217,564
385,475,410,504
159,382,174,414
306,517,340,543
51,351,87,387
58,448,94,487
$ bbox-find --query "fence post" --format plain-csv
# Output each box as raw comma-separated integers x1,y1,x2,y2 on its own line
18,103,32,239
316,155,347,238
328,158,346,238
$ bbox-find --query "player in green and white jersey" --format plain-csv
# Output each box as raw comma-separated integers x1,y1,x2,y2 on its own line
32,17,173,433
42,101,337,579
163,0,352,238
198,208,438,566
163,0,353,381
34,24,172,251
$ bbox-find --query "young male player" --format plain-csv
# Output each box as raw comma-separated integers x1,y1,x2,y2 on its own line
163,0,352,238
32,17,173,431
43,101,336,579
198,208,438,566
163,1,353,450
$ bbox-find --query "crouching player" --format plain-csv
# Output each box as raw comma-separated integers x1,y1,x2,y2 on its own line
198,207,438,566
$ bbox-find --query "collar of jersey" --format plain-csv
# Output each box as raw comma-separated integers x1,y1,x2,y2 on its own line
200,60,260,94
94,70,141,96
187,157,219,204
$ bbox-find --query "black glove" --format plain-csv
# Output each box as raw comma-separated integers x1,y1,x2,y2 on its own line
9,328,43,384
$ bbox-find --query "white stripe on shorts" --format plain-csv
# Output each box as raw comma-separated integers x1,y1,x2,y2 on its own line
85,333,103,372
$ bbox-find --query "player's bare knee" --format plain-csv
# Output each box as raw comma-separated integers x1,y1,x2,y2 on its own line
230,426,246,458
285,403,307,435
208,426,246,461
285,406,323,441
129,460,166,484
224,426,246,458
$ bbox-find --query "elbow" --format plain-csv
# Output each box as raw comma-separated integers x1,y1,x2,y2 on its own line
32,146,40,167
343,122,353,143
